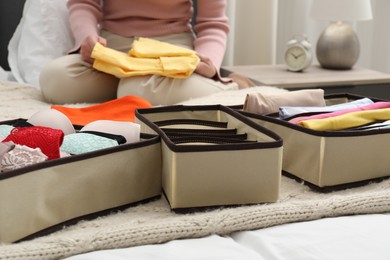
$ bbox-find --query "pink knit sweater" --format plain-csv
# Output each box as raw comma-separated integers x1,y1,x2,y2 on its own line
67,0,229,74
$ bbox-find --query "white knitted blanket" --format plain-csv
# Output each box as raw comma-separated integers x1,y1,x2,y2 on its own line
1,80,390,259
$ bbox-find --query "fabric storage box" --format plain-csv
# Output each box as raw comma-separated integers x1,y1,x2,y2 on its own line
135,105,283,210
240,93,390,191
0,119,162,243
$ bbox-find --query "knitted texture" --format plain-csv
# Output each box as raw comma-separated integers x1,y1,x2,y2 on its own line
3,126,63,160
1,177,390,259
1,80,390,259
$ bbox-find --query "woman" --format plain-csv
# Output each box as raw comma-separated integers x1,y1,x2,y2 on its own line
40,0,252,105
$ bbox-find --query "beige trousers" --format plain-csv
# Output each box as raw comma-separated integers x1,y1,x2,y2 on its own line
39,31,238,105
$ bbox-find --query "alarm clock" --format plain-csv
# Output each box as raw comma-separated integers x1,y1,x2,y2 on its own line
284,35,313,72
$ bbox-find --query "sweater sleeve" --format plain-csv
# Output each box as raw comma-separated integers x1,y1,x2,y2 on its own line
193,0,229,71
67,0,102,52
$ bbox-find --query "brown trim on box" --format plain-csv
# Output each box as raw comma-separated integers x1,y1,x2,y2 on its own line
1,118,25,125
161,190,262,214
282,170,389,193
136,105,283,153
80,130,127,144
0,133,160,181
239,93,390,138
170,135,253,145
162,128,238,136
322,93,383,102
167,132,248,141
155,118,228,128
15,195,161,243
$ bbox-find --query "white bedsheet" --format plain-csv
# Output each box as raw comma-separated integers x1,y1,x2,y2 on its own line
67,214,390,260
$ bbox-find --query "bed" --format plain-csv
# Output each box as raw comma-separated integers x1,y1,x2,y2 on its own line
1,1,390,259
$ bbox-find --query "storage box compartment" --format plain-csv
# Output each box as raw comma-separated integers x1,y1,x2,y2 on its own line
136,105,283,209
240,94,390,191
0,119,161,243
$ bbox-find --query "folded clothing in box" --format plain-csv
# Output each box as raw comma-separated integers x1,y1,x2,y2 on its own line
240,93,390,191
135,105,283,210
0,119,162,243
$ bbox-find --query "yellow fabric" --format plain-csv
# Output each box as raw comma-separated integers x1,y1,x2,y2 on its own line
91,38,200,78
298,108,390,131
129,37,197,58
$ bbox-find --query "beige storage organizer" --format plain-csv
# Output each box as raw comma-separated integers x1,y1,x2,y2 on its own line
0,119,162,243
136,105,283,210
240,93,390,191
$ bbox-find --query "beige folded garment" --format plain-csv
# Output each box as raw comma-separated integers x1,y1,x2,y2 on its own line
243,89,326,115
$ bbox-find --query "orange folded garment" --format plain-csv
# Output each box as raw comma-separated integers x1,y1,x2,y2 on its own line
51,96,152,126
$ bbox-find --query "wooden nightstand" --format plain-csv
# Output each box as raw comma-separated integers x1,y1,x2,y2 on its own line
222,64,390,100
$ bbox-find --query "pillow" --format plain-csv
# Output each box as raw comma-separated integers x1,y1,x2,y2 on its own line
8,0,74,88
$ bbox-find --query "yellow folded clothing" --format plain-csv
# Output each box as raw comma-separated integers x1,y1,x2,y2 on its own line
91,38,200,78
129,37,197,58
298,108,390,131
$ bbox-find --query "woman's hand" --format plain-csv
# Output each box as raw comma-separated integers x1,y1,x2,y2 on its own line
80,35,107,64
195,54,217,78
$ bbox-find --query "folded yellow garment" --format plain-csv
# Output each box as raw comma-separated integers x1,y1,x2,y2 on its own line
130,37,197,58
91,38,200,78
298,108,390,131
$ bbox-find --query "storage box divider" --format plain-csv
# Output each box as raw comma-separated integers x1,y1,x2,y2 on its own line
0,119,162,243
237,93,390,191
136,104,283,210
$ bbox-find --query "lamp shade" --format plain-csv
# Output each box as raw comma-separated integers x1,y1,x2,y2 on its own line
310,0,373,22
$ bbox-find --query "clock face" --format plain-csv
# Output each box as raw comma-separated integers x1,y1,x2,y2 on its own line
284,45,308,71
